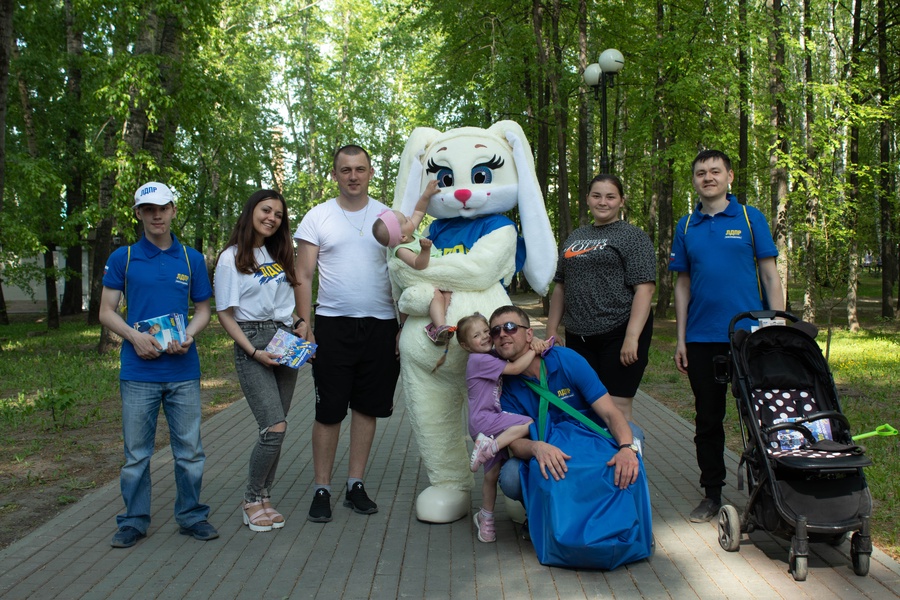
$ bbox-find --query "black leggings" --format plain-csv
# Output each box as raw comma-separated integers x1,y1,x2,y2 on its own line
566,315,653,398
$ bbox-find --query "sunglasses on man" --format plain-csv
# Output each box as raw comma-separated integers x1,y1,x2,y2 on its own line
489,322,529,338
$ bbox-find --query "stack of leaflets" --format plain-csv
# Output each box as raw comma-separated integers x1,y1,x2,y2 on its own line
772,416,833,451
133,313,186,351
265,329,317,369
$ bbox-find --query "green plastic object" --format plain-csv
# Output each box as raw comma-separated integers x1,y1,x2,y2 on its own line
852,424,898,441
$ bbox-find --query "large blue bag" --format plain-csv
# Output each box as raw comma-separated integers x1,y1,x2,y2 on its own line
520,374,654,570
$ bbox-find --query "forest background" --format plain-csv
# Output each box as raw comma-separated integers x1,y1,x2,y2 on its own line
0,0,898,326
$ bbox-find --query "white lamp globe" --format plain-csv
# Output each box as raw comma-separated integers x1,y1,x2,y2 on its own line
598,49,624,74
583,63,602,87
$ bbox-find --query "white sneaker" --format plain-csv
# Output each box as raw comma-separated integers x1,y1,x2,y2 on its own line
469,433,499,472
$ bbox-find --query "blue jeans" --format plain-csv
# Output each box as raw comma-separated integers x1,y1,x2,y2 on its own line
117,379,209,533
499,421,645,502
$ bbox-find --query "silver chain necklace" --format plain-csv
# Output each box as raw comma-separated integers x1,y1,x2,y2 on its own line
339,200,369,237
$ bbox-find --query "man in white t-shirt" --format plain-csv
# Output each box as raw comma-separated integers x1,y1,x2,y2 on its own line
294,145,401,523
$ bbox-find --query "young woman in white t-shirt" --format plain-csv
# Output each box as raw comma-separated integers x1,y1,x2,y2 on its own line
215,190,307,532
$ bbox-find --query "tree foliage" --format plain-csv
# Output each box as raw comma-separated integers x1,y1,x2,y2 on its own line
0,0,897,326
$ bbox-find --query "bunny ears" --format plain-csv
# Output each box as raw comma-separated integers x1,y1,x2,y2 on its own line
377,209,403,248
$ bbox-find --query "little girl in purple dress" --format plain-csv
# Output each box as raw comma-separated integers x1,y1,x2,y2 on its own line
456,313,551,543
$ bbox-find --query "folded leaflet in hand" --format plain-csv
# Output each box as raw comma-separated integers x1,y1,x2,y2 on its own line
133,313,186,351
265,329,316,369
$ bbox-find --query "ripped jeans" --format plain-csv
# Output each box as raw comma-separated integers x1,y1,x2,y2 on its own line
234,321,299,503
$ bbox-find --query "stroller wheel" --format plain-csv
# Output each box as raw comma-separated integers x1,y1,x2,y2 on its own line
717,504,741,552
789,548,808,581
851,532,871,576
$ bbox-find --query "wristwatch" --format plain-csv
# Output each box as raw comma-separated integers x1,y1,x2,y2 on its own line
618,442,640,454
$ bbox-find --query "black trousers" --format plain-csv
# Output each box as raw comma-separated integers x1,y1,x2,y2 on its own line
686,342,730,495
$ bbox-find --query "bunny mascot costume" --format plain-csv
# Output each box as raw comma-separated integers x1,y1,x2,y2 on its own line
390,120,556,523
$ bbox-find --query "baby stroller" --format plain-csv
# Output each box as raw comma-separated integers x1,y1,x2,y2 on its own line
716,310,873,581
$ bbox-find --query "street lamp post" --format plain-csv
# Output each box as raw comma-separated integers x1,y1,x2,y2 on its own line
583,49,624,174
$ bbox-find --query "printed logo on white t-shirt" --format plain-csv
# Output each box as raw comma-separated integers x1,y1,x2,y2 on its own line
254,262,285,285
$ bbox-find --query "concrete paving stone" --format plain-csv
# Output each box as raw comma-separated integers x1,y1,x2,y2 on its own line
395,576,426,599
622,561,669,598
551,577,593,599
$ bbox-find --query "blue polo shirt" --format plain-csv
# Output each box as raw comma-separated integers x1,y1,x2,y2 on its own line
103,234,212,382
669,194,777,342
499,347,609,441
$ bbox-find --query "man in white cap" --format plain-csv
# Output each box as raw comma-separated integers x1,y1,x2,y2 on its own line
99,182,218,547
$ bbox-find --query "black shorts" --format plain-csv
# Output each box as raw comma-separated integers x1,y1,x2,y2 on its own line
566,315,653,398
311,315,400,424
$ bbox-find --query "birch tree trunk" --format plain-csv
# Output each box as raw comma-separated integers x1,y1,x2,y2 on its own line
876,0,895,319
61,0,86,316
0,0,14,326
768,0,790,310
801,0,818,322
845,0,863,332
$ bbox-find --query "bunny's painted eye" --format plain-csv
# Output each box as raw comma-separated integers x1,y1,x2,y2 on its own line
426,158,454,188
470,155,504,185
435,168,454,188
471,166,493,185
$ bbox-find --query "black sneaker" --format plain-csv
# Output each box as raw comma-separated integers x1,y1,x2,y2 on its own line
343,482,378,514
308,488,333,523
689,497,721,523
110,526,146,548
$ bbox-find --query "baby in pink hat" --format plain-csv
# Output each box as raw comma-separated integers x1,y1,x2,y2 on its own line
372,179,454,346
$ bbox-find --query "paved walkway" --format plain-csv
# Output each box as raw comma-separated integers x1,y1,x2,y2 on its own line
2,332,899,598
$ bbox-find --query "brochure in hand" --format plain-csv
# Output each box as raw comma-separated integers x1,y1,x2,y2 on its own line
133,313,186,352
265,329,317,369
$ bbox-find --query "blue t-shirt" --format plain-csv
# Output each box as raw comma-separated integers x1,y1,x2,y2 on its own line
427,214,526,274
499,347,609,441
669,195,777,342
103,234,213,382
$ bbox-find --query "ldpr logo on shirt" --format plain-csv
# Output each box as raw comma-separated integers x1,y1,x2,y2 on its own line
254,262,285,285
175,272,190,286
724,229,743,240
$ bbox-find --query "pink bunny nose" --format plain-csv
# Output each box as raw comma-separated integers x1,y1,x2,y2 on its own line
454,189,472,204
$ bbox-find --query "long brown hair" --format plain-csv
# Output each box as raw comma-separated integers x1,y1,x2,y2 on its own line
219,190,299,286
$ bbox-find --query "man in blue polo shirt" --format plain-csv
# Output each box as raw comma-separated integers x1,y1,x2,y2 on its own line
491,305,641,501
99,182,218,548
670,150,784,523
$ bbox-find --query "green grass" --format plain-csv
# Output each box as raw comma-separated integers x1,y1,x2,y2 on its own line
0,314,239,429
0,314,241,488
824,327,900,557
0,320,120,429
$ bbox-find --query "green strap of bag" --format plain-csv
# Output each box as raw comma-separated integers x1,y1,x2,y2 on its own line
522,359,612,442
